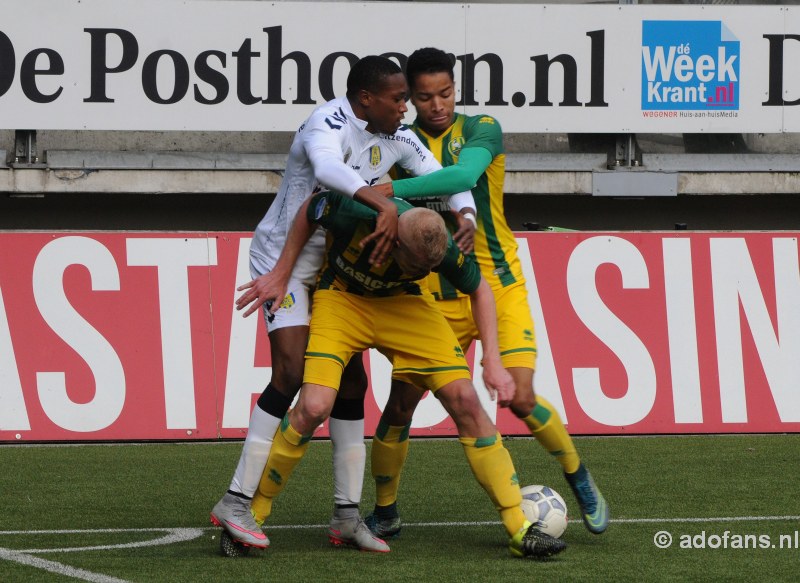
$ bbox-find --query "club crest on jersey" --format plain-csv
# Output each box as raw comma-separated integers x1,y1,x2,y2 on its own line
447,136,465,157
369,145,382,168
279,293,296,311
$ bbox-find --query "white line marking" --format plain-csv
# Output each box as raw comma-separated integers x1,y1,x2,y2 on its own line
15,527,205,554
1,515,796,581
0,527,204,583
2,516,798,539
0,548,129,583
610,515,800,524
0,527,203,535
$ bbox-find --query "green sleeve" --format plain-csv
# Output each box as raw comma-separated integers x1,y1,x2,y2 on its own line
436,242,481,295
306,191,376,230
308,191,411,233
392,147,493,199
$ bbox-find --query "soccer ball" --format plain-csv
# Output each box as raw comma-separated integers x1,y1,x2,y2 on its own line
520,485,568,538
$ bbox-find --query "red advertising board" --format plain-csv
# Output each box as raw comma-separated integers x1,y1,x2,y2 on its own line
1,232,798,441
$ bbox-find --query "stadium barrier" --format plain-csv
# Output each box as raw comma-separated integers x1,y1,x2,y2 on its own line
2,231,798,441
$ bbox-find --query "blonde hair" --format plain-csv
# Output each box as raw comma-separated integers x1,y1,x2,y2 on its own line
399,207,448,270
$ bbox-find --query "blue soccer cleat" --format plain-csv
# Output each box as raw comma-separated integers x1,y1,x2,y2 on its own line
365,512,402,539
564,463,610,534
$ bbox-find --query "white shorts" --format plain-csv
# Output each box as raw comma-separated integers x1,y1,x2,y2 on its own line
249,259,313,333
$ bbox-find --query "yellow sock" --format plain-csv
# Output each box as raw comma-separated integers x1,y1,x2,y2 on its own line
459,433,525,536
251,415,312,524
371,419,411,507
522,396,580,474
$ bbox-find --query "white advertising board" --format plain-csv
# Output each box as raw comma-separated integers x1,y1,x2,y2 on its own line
0,1,794,132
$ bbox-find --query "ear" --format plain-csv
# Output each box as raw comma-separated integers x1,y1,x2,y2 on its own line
357,88,372,108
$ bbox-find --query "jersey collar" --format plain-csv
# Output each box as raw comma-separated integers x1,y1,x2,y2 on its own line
340,97,369,132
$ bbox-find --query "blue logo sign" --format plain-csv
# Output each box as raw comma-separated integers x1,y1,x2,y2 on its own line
642,21,740,111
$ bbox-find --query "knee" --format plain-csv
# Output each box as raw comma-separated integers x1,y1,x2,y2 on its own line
382,399,415,426
270,353,305,395
383,382,423,426
440,383,483,419
294,398,330,430
511,390,537,418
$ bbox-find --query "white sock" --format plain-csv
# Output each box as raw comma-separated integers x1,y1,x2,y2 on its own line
229,406,282,497
329,417,366,506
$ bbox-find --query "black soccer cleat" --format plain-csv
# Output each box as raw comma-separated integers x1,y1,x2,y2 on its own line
509,521,567,559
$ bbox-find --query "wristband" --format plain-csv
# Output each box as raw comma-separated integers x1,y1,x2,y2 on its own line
462,212,477,228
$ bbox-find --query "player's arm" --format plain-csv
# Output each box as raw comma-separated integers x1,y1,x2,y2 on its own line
467,278,515,407
392,114,502,204
450,205,477,256
235,197,318,318
304,124,398,265
382,128,478,252
437,245,514,406
393,147,491,253
390,147,493,200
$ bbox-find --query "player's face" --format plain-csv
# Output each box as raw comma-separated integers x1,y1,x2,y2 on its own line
409,72,456,136
364,72,409,135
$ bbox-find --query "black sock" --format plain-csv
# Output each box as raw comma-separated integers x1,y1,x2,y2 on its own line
374,502,398,519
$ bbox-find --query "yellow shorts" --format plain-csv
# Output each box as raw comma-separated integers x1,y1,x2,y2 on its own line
440,281,537,370
304,289,471,392
437,296,479,352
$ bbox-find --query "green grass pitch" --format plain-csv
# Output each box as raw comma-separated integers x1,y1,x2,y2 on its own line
1,434,799,582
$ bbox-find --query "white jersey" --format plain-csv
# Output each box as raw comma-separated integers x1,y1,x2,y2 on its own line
250,96,471,284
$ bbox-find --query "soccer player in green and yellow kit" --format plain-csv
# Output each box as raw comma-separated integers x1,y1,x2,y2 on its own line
242,190,566,558
365,47,610,539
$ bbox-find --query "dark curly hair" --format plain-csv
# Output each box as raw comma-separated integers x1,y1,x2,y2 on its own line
405,47,455,90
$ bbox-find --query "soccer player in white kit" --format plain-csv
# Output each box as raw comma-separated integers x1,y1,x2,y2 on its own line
211,55,475,552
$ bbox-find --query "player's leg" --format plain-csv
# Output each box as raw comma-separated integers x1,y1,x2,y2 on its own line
329,354,372,540
434,378,566,558
224,326,307,497
366,295,477,539
508,367,580,473
377,293,525,533
377,293,563,557
434,379,525,535
365,379,423,538
497,282,609,534
210,282,311,549
249,382,338,525
518,377,609,535
253,289,388,552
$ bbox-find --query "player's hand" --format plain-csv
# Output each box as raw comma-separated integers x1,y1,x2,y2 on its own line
452,210,476,254
235,272,288,318
481,359,515,407
361,209,399,266
359,205,399,266
354,186,400,266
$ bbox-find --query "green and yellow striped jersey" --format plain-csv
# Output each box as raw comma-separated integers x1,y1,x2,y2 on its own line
394,113,523,299
307,191,481,297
